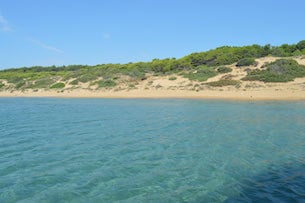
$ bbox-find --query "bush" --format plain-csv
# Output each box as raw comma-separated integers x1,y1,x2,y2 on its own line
243,59,305,82
96,80,116,88
207,79,240,87
243,71,294,82
70,79,79,85
78,74,98,83
63,70,83,80
183,66,217,81
50,82,65,89
236,58,257,67
183,44,269,67
217,66,232,73
296,40,305,50
6,76,24,84
15,80,26,89
124,68,145,79
168,76,177,80
0,82,5,88
28,78,55,88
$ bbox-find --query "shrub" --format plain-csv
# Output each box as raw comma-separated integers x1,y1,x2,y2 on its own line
124,69,145,79
243,59,305,82
270,47,287,57
7,76,24,84
28,78,56,88
236,58,257,67
183,66,217,81
207,79,240,87
78,74,98,83
243,71,294,82
70,79,79,85
50,82,65,89
168,76,177,80
217,66,232,73
15,80,26,89
292,50,302,56
96,80,116,88
296,40,305,50
0,82,4,88
63,70,84,80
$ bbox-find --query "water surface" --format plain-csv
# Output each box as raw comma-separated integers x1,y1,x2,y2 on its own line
0,98,305,202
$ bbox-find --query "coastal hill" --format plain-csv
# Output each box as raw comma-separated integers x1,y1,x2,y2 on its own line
1,40,305,100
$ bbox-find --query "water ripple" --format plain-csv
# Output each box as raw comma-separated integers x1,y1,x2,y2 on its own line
0,98,305,202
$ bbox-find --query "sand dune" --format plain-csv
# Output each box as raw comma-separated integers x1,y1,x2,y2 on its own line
1,56,305,100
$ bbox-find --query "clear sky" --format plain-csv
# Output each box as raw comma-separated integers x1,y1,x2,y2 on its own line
1,0,305,69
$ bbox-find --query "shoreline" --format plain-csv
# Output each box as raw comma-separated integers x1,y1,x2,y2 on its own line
1,89,305,101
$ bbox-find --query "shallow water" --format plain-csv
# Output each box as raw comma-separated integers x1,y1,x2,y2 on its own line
0,98,305,202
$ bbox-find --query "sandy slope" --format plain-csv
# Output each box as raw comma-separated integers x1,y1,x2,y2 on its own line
1,56,305,100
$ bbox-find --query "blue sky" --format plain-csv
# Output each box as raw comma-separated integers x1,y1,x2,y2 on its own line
1,0,305,69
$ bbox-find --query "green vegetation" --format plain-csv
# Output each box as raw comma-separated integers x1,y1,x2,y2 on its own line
183,66,217,81
77,74,98,83
0,40,305,90
70,79,79,85
15,80,26,89
50,82,65,89
296,40,305,50
0,81,5,88
27,78,56,89
168,76,177,80
243,59,305,82
207,79,241,87
236,58,257,67
96,80,117,88
217,66,232,73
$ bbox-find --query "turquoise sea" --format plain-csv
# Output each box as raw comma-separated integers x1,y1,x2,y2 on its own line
0,98,305,202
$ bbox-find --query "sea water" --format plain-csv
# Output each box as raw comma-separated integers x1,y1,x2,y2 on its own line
0,98,305,202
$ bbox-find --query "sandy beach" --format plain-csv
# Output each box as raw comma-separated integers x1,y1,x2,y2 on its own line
1,86,305,101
